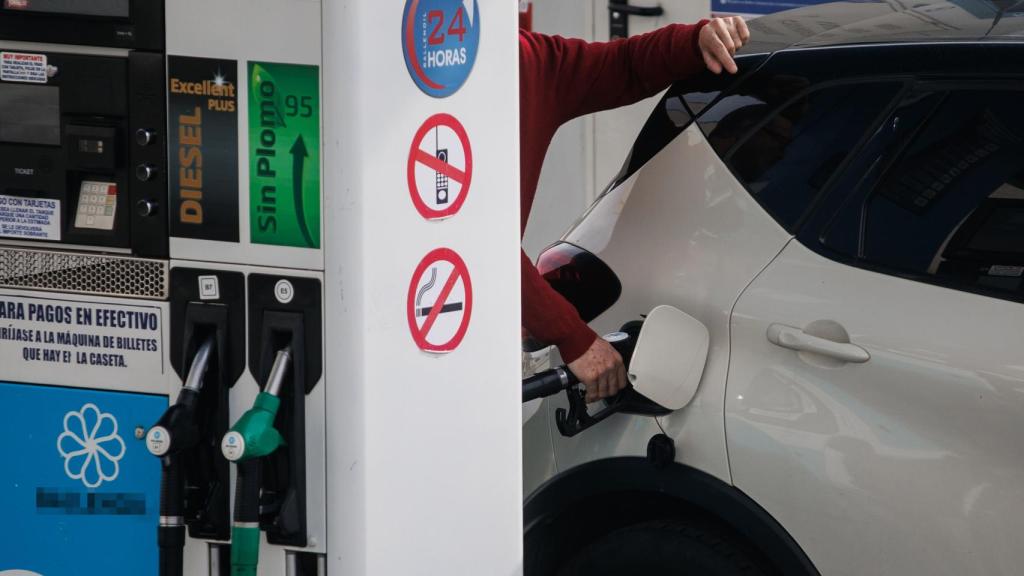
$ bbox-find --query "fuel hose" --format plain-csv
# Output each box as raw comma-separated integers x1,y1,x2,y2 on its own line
223,347,292,576
148,336,216,576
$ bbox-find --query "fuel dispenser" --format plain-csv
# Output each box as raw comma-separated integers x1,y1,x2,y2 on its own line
0,0,522,574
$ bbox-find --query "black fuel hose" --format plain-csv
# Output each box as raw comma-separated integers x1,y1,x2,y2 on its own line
158,459,186,576
147,336,215,576
523,367,578,403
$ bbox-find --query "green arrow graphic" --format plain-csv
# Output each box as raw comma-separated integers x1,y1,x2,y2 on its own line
290,135,315,248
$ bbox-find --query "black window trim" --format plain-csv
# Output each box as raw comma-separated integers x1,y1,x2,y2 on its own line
799,78,1024,305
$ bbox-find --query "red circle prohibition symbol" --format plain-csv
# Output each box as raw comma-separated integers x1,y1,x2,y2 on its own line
407,247,474,353
407,113,474,220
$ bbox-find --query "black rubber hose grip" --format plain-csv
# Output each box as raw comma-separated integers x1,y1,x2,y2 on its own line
522,369,578,403
160,457,184,517
157,525,185,576
234,459,261,524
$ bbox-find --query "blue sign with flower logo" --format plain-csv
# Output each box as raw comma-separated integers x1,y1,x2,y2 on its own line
402,0,480,98
0,382,165,575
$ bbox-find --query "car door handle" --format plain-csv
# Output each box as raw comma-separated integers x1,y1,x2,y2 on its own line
766,324,870,364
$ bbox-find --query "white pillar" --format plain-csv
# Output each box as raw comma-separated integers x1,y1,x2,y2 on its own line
323,2,523,574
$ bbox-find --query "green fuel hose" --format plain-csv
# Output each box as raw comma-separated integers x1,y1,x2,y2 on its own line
222,348,291,576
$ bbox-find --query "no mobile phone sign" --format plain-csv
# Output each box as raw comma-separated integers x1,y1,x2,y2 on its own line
407,113,473,220
407,248,473,353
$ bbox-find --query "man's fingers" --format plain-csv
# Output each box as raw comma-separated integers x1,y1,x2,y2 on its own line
725,18,744,50
710,37,737,74
703,49,722,74
735,16,751,44
598,371,612,400
714,19,737,54
585,380,598,403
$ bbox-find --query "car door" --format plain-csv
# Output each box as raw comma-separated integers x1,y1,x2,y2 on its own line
727,85,1024,575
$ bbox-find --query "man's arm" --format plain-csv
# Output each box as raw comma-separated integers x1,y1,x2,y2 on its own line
521,18,748,123
522,18,750,401
522,250,628,402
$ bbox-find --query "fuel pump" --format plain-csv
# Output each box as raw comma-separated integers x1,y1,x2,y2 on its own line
146,335,216,576
222,348,292,576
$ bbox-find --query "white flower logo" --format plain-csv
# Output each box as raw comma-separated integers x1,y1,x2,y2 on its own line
57,403,126,488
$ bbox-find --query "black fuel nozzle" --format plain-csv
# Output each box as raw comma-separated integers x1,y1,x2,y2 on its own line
147,335,216,576
522,320,657,437
521,321,641,403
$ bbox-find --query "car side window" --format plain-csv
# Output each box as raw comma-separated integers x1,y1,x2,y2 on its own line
820,89,1024,301
702,79,902,231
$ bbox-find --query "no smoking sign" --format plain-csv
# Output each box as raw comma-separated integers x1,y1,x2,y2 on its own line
407,113,472,220
407,248,473,353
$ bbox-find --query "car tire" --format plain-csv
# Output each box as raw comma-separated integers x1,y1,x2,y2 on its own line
556,519,770,576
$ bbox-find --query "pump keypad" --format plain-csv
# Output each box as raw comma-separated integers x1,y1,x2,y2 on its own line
74,180,117,230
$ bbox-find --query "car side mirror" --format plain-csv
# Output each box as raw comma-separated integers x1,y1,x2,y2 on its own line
628,305,709,411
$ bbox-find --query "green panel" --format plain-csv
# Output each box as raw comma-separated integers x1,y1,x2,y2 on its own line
248,62,321,248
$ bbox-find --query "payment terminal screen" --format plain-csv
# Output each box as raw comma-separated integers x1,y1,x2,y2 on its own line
0,84,59,146
3,0,129,18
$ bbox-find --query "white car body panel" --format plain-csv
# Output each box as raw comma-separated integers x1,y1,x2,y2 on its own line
728,239,1024,575
537,124,791,484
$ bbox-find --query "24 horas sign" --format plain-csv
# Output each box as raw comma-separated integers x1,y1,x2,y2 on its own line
402,0,480,98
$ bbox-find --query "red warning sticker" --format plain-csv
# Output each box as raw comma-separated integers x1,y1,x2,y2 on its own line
407,113,473,220
407,248,473,353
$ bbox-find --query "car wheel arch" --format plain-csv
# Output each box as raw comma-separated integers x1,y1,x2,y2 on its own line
524,456,820,576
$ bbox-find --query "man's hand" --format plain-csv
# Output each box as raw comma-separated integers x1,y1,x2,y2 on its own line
568,337,628,403
699,16,751,75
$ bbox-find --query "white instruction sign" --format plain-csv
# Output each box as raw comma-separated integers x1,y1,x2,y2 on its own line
0,194,61,241
0,51,47,83
0,295,164,377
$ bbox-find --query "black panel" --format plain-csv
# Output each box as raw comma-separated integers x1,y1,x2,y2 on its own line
0,0,164,51
169,268,246,383
167,56,240,243
247,274,322,548
0,49,168,255
247,275,323,394
129,50,168,257
169,268,247,542
0,52,134,249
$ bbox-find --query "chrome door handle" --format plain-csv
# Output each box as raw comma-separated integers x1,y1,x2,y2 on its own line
767,324,870,364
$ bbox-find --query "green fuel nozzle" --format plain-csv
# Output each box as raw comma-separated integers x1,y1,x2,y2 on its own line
221,348,291,463
222,347,292,576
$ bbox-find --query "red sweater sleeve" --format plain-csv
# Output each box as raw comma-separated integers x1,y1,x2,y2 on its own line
530,21,710,122
519,22,710,364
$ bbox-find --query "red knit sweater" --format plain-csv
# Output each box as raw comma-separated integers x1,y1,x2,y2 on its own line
519,22,709,363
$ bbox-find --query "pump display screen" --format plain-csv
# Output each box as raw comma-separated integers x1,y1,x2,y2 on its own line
0,84,59,146
2,0,129,18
